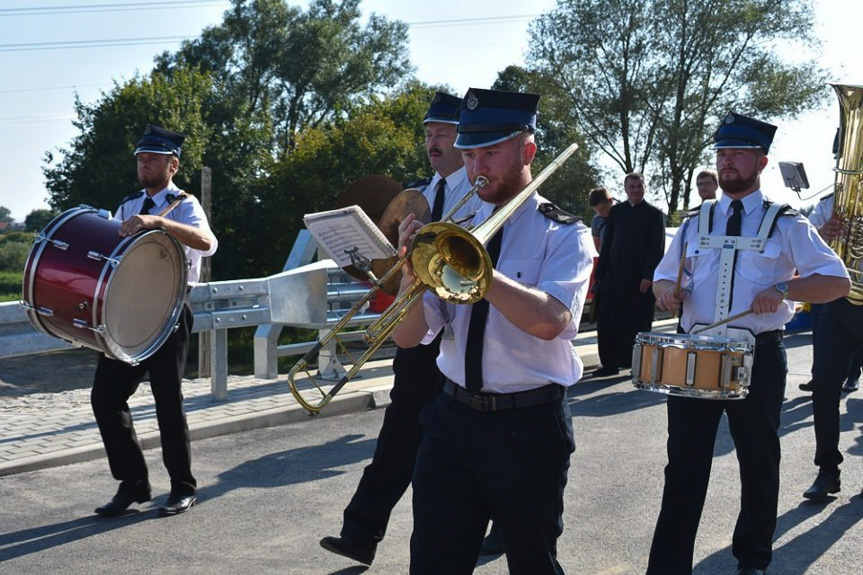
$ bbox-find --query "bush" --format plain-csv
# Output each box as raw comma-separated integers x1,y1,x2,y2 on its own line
0,233,34,272
0,271,23,301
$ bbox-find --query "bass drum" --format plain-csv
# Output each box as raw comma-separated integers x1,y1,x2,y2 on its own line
21,206,187,364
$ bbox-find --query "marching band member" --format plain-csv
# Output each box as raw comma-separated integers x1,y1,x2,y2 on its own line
646,112,848,575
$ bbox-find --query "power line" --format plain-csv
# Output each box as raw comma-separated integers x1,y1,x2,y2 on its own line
0,13,541,53
0,36,192,53
0,1,229,17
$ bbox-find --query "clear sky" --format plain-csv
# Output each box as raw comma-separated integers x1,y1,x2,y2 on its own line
1,0,860,222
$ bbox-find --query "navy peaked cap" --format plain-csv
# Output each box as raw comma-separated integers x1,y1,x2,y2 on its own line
455,88,540,149
134,124,185,157
423,91,461,124
713,111,777,154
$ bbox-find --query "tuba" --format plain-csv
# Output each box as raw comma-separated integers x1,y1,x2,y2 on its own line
829,83,863,304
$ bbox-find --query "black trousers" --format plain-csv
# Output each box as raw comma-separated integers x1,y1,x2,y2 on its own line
91,305,196,496
811,297,863,473
646,338,787,574
340,335,442,547
410,390,574,575
596,282,655,369
809,301,862,383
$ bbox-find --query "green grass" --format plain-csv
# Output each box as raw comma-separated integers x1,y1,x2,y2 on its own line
0,271,22,302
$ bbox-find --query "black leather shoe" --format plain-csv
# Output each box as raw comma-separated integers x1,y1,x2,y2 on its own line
320,535,375,566
842,378,859,393
592,365,620,378
798,380,816,392
159,493,197,516
95,485,152,517
736,568,766,575
803,471,841,501
479,524,505,556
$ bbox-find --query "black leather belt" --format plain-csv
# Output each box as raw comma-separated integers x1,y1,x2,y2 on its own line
755,330,783,345
442,379,564,412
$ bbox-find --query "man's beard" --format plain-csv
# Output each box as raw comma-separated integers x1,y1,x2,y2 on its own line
478,162,525,205
138,172,167,189
719,170,758,195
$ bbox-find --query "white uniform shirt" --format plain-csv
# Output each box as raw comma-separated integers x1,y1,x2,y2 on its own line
421,191,596,392
655,190,847,334
116,182,218,283
423,166,485,223
808,194,833,229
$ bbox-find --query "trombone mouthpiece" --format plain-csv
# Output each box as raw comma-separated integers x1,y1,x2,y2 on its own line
475,176,489,188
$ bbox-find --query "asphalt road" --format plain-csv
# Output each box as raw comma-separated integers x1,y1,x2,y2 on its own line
1,330,861,574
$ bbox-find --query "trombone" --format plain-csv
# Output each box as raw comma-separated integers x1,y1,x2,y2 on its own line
288,142,579,414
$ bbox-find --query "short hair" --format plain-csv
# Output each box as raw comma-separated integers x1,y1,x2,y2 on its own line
624,172,644,186
696,169,718,185
588,186,612,207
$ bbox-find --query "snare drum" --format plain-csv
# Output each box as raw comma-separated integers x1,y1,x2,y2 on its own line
631,332,753,399
21,206,187,364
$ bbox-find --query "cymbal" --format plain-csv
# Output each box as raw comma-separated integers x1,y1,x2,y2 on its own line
334,174,403,223
373,189,432,295
378,189,431,247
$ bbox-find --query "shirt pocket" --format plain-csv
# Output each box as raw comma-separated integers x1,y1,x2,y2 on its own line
736,242,782,287
498,258,541,287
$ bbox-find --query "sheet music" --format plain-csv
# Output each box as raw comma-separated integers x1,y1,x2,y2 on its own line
303,205,396,269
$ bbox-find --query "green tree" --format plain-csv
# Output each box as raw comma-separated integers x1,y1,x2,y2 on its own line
0,206,11,223
154,0,412,154
493,66,602,218
528,0,828,213
43,66,214,214
24,209,58,232
252,83,435,274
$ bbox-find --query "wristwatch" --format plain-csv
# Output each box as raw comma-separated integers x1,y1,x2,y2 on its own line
774,282,790,299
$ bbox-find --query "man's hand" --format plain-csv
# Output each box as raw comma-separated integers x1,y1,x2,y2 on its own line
818,215,845,242
396,213,425,291
654,280,687,312
750,286,785,315
119,215,161,237
639,278,653,294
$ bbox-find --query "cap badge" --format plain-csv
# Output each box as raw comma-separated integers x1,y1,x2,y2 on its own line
466,91,479,111
724,112,735,124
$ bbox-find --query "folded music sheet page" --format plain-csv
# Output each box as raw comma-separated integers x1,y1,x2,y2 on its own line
303,205,396,269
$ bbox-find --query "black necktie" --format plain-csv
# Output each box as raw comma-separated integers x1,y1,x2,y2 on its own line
139,196,156,215
726,199,743,236
464,226,503,393
431,179,446,222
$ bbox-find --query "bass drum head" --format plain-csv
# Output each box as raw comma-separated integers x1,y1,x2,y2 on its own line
101,230,187,363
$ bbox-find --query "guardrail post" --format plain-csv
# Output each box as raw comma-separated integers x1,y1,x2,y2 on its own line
210,328,228,400
315,328,347,380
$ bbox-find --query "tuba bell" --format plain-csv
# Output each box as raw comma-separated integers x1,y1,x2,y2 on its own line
829,83,863,304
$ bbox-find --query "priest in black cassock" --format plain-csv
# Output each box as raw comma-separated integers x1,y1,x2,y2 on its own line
592,172,666,377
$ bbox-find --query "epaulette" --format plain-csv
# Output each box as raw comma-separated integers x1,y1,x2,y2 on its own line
118,190,145,206
819,193,834,202
403,176,432,190
539,202,580,225
682,206,700,219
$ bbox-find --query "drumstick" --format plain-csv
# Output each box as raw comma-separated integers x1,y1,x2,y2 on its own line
157,192,188,217
673,242,688,299
690,309,754,335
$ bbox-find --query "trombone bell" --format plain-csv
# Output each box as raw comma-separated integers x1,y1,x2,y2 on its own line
411,222,492,304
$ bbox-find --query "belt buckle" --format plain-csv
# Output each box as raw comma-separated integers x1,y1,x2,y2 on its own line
467,394,491,411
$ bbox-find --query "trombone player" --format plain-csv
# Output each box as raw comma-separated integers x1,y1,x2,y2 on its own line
320,91,483,566
392,88,595,574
